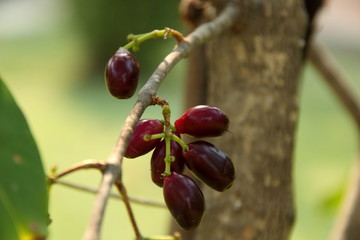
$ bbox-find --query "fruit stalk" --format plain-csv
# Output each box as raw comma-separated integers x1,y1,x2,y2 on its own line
124,28,184,52
171,134,188,152
164,136,172,176
143,133,165,141
150,133,185,187
162,105,173,176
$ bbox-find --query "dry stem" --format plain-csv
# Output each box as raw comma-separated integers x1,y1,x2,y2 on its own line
309,43,360,129
49,160,106,182
54,179,166,208
115,181,143,239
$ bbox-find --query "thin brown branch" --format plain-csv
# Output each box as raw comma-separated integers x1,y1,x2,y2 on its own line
150,95,169,107
308,43,360,240
115,181,143,240
49,160,106,182
308,42,360,130
164,27,185,43
82,2,240,240
53,179,166,208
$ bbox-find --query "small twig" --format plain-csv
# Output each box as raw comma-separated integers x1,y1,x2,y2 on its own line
53,179,166,208
115,181,143,240
164,27,185,43
82,3,240,240
309,42,360,129
49,160,106,182
150,95,169,106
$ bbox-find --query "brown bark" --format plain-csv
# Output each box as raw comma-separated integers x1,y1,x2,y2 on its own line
176,0,308,239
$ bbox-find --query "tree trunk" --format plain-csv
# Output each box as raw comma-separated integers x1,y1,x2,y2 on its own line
177,0,308,239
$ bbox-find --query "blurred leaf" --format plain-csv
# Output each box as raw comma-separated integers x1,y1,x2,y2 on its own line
320,182,346,215
0,78,48,239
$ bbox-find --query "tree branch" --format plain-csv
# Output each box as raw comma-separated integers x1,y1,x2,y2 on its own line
114,181,143,239
49,160,106,181
308,43,360,129
308,42,360,240
53,179,166,208
309,43,360,240
82,2,240,240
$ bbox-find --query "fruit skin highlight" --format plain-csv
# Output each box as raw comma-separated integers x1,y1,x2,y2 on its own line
174,105,229,138
125,119,163,158
105,48,140,99
183,141,235,192
150,133,185,187
163,172,205,230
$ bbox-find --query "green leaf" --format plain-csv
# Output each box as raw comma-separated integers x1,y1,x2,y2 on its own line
0,78,48,240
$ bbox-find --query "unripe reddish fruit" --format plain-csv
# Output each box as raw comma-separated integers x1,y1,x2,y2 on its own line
125,119,163,158
163,172,205,230
183,141,235,192
174,105,229,138
105,48,140,99
150,133,185,187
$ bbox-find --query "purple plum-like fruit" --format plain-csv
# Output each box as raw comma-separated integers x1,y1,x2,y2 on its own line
163,172,205,230
125,119,163,158
183,141,235,191
174,105,229,138
105,48,140,99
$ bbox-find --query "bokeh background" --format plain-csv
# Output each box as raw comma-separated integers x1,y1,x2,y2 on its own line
0,0,359,239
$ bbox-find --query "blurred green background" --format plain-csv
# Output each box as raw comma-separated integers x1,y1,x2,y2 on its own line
0,0,359,239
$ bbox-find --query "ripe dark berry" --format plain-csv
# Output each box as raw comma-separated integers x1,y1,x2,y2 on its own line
125,119,163,158
174,105,229,138
105,48,140,99
163,172,205,230
183,141,235,192
151,133,185,187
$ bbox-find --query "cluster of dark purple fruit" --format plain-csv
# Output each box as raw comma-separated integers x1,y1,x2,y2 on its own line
124,105,235,230
105,46,235,230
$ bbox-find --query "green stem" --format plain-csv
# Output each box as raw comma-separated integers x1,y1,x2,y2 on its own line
143,133,165,141
171,134,189,152
164,136,172,176
123,28,184,52
123,29,167,51
162,105,173,176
